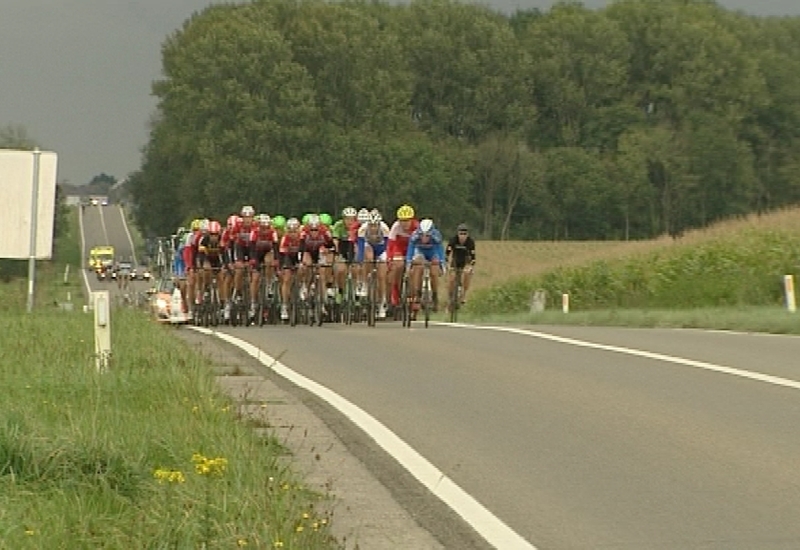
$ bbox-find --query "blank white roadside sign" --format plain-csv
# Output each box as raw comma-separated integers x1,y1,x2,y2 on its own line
0,149,58,259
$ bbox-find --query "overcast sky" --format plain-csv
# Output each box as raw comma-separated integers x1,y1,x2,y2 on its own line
1,0,798,185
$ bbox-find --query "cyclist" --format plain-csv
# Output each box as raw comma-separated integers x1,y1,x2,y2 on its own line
219,215,239,320
387,204,419,309
117,257,132,292
197,220,226,310
231,206,257,319
406,218,445,312
299,214,334,310
354,207,371,297
331,207,359,304
445,223,476,307
272,215,287,239
357,209,391,318
249,214,279,316
278,217,303,321
182,218,203,318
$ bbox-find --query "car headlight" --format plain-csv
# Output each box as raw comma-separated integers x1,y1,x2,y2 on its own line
156,298,167,309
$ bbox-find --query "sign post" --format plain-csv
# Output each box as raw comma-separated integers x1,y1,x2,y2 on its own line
26,148,42,313
93,291,111,372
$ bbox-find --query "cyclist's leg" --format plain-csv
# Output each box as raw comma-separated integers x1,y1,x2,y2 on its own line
462,264,473,302
410,249,423,298
375,248,388,317
430,255,441,309
280,255,293,319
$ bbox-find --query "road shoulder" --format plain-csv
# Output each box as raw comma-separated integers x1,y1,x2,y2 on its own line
175,329,449,550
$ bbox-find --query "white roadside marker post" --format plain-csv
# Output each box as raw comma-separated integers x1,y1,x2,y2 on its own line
93,291,111,372
562,293,569,314
785,275,796,313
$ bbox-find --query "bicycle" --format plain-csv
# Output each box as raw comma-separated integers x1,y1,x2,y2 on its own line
201,268,222,328
400,266,412,328
364,258,379,327
419,261,434,328
230,264,251,327
449,266,465,323
341,260,357,325
305,261,325,327
257,265,279,326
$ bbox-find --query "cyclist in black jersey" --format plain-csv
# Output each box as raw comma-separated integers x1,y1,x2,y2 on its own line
445,223,476,305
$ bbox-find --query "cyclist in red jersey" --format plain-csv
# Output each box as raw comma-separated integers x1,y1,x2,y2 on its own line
387,204,419,307
249,214,279,316
299,214,334,309
219,214,239,321
278,217,303,320
231,205,257,319
196,220,226,309
181,218,202,316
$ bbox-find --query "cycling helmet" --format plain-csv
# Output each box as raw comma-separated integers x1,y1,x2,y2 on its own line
457,223,469,232
368,209,382,224
208,220,221,234
342,206,357,218
301,213,311,225
306,213,321,229
286,217,300,231
241,205,255,217
190,218,202,231
176,226,186,236
357,208,370,224
396,204,415,220
200,218,210,233
272,215,286,229
226,215,239,230
320,213,333,226
419,218,434,234
257,214,271,226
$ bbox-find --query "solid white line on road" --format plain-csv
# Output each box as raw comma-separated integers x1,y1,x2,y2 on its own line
437,322,800,392
98,204,109,244
118,205,138,265
190,326,538,550
78,206,91,300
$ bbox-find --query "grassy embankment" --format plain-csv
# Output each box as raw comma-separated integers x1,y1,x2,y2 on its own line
466,208,800,333
0,207,341,548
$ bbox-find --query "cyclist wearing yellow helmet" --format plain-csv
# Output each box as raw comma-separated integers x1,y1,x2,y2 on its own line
387,204,419,309
183,218,203,318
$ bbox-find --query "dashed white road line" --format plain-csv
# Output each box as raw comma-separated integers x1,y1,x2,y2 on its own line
118,205,138,265
190,326,538,550
98,204,109,244
78,206,91,299
436,322,800,391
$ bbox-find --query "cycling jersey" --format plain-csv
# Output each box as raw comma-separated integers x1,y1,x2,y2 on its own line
356,221,390,262
299,225,333,254
387,219,419,259
446,235,476,268
197,234,224,268
231,220,255,262
249,227,279,267
182,230,201,270
279,233,303,269
406,227,445,264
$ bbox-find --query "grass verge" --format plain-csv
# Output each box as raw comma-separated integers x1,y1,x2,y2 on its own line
468,211,800,317
0,307,341,548
457,306,800,334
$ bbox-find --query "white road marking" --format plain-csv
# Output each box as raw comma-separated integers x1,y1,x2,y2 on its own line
118,205,138,265
437,322,800,391
78,206,91,298
190,326,538,550
98,204,109,243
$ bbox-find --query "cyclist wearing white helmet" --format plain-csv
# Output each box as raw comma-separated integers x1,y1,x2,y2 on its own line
231,205,257,321
299,214,335,312
356,208,391,318
248,214,279,321
278,217,303,321
406,218,445,312
331,207,360,304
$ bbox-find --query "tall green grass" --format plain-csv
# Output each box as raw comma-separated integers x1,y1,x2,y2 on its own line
467,229,800,315
0,308,341,548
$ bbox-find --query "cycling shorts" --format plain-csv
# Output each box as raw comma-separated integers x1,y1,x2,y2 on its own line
410,246,440,264
254,249,276,270
199,254,223,270
233,242,252,263
337,240,355,263
280,252,301,270
304,248,330,266
357,242,386,263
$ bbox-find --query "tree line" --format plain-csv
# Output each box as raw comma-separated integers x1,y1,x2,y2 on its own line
128,0,800,241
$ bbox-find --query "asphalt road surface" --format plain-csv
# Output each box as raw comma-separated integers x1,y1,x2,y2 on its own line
216,322,800,550
80,209,800,548
81,203,150,299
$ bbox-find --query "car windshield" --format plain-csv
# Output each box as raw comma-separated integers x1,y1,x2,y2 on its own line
119,263,132,269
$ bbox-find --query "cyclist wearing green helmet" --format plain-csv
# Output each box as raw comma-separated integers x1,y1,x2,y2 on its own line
320,213,333,227
301,213,312,226
272,215,286,238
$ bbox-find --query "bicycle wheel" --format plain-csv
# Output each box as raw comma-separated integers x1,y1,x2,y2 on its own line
289,273,298,327
422,268,431,329
315,277,324,327
449,269,461,323
400,273,410,328
367,268,376,327
343,272,353,325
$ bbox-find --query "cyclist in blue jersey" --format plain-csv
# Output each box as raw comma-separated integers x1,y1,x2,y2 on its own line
405,218,445,311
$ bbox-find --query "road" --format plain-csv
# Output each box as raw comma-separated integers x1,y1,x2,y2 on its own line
211,321,800,550
80,203,149,299
81,209,800,549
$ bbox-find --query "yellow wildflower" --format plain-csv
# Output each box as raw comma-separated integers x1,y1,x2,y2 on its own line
24,529,34,536
302,512,309,519
191,453,228,476
153,468,186,484
273,541,284,548
237,539,248,547
295,525,304,533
